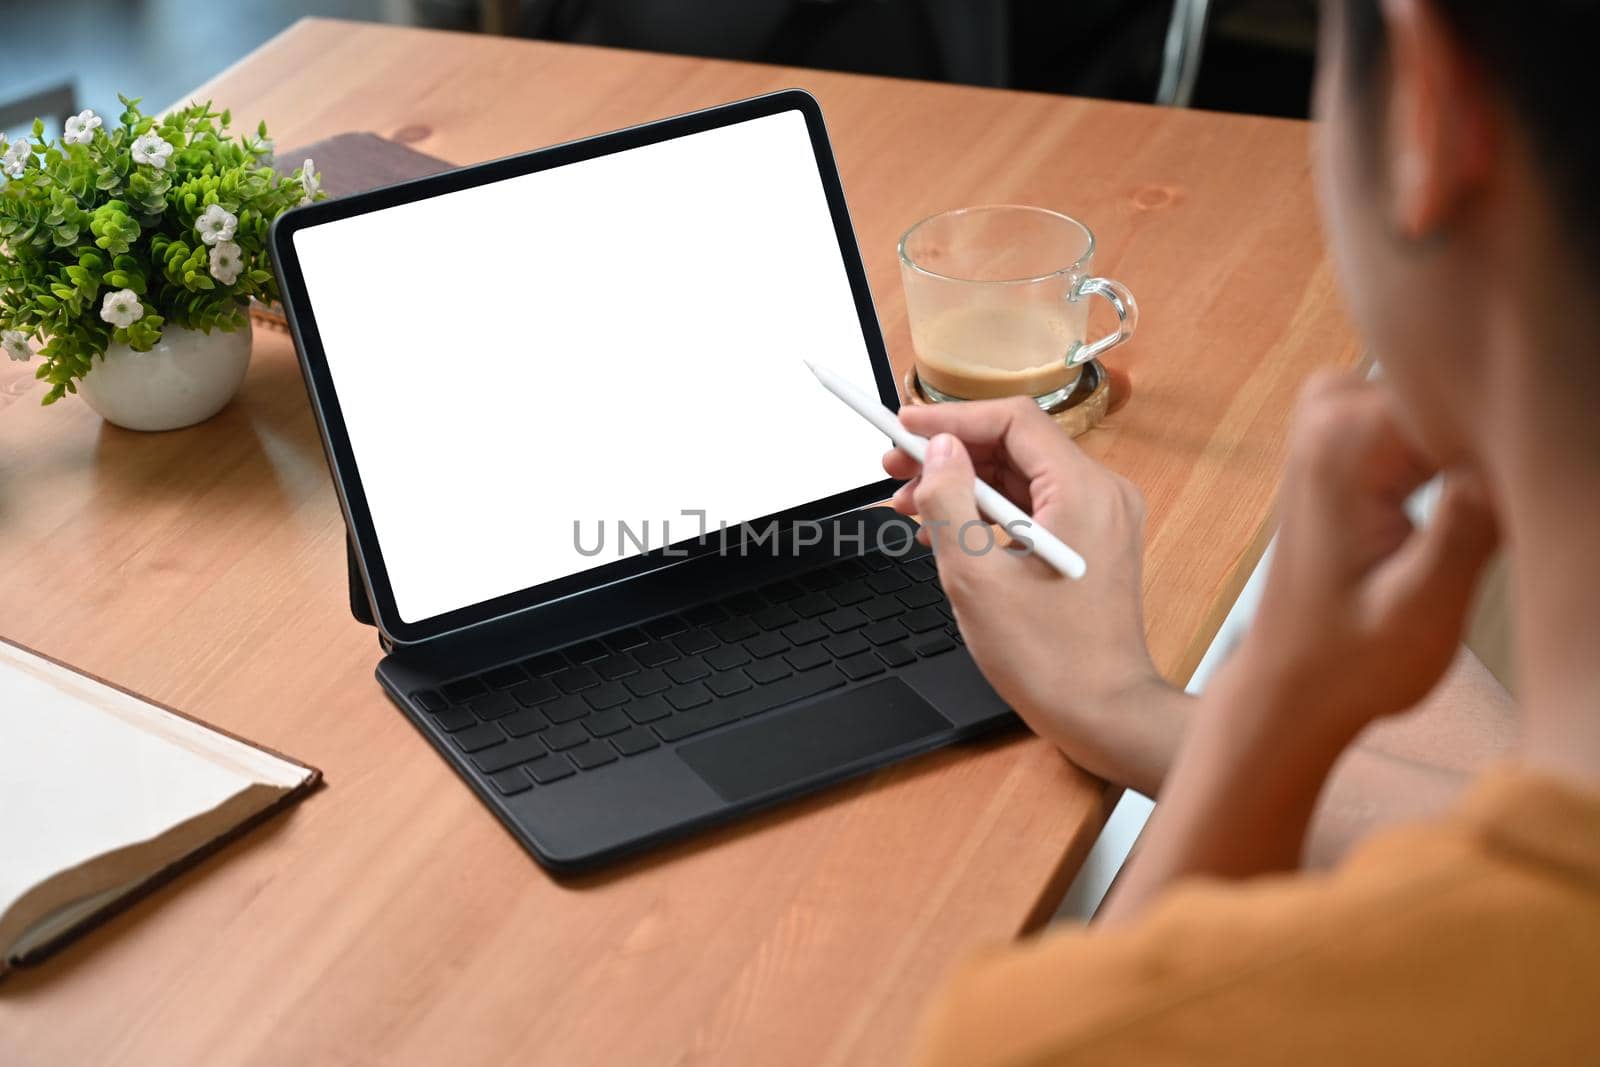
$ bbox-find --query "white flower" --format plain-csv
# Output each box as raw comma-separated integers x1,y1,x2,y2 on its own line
300,158,319,204
208,240,244,285
2,329,31,362
63,109,102,146
2,139,30,179
130,132,173,169
100,288,144,329
252,135,275,161
195,203,238,246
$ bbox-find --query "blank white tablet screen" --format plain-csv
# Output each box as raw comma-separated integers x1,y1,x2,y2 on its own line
292,109,888,624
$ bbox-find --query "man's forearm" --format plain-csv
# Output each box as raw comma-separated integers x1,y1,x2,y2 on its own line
1095,657,1358,925
1077,647,1515,879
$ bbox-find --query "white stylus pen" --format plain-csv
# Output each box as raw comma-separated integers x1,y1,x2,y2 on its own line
805,361,1087,580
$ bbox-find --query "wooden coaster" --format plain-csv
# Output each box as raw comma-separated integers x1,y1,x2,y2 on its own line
902,361,1111,439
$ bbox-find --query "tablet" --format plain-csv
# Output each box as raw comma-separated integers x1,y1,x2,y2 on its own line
271,90,900,645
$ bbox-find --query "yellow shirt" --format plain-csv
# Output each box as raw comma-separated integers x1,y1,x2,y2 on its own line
912,768,1600,1066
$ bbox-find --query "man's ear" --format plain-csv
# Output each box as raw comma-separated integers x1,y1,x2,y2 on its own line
1381,0,1497,239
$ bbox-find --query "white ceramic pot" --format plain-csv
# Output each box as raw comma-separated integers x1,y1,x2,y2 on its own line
78,320,252,432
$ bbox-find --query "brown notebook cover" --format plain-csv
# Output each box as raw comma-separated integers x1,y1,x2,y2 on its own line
1,637,323,976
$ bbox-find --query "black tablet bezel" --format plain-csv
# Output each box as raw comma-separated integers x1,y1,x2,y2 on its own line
271,89,902,646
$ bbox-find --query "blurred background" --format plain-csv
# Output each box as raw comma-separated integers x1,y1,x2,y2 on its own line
2,0,1319,142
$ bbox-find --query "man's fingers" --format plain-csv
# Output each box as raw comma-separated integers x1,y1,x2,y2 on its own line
1367,470,1499,631
913,434,996,588
882,447,920,480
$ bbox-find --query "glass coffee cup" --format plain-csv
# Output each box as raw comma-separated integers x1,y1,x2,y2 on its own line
898,205,1138,409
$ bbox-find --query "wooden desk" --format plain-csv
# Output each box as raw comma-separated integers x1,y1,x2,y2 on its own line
0,20,1357,1066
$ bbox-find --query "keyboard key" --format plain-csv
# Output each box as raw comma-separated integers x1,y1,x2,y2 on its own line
866,570,910,594
509,678,559,706
902,606,947,633
859,552,893,572
784,644,831,672
666,658,710,684
470,690,518,720
655,703,742,742
569,740,618,770
838,651,885,681
412,689,448,712
682,602,728,626
633,641,679,668
583,681,631,710
441,677,487,703
543,695,590,724
763,579,804,602
821,607,868,633
718,664,846,720
862,619,909,646
625,694,673,724
745,658,792,685
544,722,590,750
583,708,631,737
860,596,905,622
624,668,671,696
705,645,751,671
592,653,638,680
898,584,942,609
473,736,548,774
643,615,687,639
552,666,600,693
665,682,712,710
712,617,760,643
790,592,834,618
673,628,719,655
834,558,868,579
910,633,956,658
452,722,505,753
500,708,549,737
753,604,799,630
612,727,660,756
938,603,956,622
481,664,525,689
564,639,610,663
823,632,869,659
799,566,840,591
827,580,872,606
876,642,917,668
743,632,789,659
519,652,566,677
707,671,753,697
605,627,649,651
432,708,477,732
527,755,576,784
488,768,531,796
781,619,828,645
906,558,938,582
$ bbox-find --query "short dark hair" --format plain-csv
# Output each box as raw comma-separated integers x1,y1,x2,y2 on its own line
1342,0,1600,280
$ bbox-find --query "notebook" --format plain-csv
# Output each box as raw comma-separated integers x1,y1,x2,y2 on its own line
0,639,320,975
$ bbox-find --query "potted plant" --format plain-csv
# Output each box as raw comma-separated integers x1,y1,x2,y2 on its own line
0,96,320,430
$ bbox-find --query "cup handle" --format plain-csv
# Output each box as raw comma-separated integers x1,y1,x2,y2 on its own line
1066,276,1139,367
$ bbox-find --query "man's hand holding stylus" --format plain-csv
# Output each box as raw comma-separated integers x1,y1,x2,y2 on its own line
882,398,1183,794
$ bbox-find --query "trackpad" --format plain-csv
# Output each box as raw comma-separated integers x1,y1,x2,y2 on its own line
678,678,953,803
